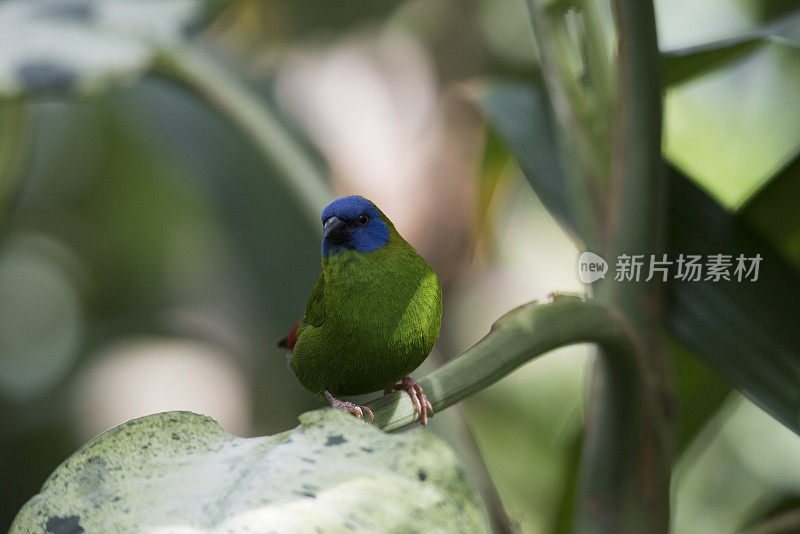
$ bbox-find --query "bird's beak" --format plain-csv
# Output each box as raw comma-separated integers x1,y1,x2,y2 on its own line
323,216,348,244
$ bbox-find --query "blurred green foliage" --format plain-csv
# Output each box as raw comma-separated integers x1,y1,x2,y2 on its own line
2,0,800,532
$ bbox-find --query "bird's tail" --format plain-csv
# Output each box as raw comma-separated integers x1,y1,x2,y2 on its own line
278,321,301,350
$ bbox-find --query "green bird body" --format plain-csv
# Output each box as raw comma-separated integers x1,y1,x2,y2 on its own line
281,196,441,422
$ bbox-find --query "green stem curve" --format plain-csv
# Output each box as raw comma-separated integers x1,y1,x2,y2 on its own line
369,295,640,434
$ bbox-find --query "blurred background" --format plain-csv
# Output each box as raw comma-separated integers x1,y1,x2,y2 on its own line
2,0,800,532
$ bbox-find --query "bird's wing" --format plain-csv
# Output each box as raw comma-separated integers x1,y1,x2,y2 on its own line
277,272,325,350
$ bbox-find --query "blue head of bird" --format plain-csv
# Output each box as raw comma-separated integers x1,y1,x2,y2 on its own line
321,196,390,257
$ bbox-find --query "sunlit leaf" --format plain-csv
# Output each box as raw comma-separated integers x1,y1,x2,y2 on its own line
11,409,489,533
663,39,762,87
664,39,800,209
661,10,800,86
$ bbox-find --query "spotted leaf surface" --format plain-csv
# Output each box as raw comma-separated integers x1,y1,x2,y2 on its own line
11,409,488,533
0,0,200,97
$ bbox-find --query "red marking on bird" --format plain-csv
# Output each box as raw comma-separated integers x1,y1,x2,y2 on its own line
279,321,301,350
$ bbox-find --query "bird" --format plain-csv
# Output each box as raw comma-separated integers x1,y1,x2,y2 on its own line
279,195,442,425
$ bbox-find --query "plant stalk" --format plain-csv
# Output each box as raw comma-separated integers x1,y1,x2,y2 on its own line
526,0,601,250
369,295,641,434
586,0,672,531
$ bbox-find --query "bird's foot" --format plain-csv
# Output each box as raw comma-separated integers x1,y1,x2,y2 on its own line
384,376,433,425
323,389,374,423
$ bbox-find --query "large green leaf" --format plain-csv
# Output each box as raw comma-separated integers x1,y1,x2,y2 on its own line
477,81,800,437
0,0,201,97
740,152,800,269
669,339,730,454
666,165,800,434
11,409,489,533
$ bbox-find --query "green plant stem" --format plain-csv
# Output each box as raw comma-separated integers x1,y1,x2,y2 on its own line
153,45,332,228
368,295,641,433
579,0,614,186
580,0,613,113
586,0,671,531
526,0,601,249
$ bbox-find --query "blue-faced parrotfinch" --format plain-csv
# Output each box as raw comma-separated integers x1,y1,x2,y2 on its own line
279,196,442,424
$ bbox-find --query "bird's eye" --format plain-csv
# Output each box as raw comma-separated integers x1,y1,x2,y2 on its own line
356,212,370,226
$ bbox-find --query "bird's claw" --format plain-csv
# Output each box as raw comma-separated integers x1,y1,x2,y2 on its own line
385,376,433,425
324,390,374,423
336,401,375,424
354,405,375,424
